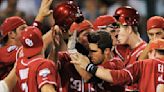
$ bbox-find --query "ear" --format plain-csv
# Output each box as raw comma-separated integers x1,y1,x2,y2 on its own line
127,26,133,34
104,48,110,56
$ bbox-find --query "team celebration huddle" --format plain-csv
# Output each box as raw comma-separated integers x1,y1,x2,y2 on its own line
0,0,163,92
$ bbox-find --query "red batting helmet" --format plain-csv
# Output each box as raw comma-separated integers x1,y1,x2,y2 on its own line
53,1,84,31
20,26,43,58
147,16,164,31
114,6,140,26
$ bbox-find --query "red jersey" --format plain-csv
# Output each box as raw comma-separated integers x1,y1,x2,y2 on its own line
114,45,129,61
58,51,95,92
111,58,164,92
0,45,18,79
92,57,125,92
124,41,147,66
122,41,147,91
16,56,58,92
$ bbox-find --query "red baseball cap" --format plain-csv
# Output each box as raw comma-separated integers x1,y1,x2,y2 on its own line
149,39,164,51
147,16,164,31
20,26,43,58
93,15,117,30
69,20,93,33
0,16,26,37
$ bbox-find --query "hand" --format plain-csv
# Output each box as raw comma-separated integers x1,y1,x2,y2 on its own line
35,0,53,22
67,30,77,50
70,52,90,69
51,25,63,50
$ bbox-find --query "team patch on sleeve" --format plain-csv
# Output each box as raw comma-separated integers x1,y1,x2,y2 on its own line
39,68,51,77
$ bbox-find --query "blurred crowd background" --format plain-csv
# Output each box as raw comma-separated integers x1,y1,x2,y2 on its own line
0,0,164,42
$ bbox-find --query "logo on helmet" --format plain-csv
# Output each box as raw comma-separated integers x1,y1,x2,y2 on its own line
25,38,33,47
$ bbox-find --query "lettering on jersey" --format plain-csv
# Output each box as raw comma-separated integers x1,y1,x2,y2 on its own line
7,45,17,52
158,64,164,73
158,75,164,82
39,68,50,77
158,64,164,83
70,77,82,91
19,68,29,80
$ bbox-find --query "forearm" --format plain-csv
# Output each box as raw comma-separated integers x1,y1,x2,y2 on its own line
95,67,113,83
74,64,92,82
42,30,53,51
41,84,56,92
138,44,149,60
4,67,17,91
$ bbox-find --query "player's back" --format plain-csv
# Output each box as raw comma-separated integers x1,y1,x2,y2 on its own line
16,56,58,92
139,58,164,92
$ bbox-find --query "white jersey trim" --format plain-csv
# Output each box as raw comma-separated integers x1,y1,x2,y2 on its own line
21,58,43,66
38,81,57,89
123,69,134,83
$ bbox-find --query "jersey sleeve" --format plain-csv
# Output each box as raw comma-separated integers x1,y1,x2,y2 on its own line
100,58,125,70
37,60,58,89
110,61,142,85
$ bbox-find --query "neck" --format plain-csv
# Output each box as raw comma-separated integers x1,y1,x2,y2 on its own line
128,33,143,49
6,39,18,46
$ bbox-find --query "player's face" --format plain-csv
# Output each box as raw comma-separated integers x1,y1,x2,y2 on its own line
148,28,164,41
78,28,93,49
15,24,28,46
106,24,120,46
89,43,104,65
117,25,129,45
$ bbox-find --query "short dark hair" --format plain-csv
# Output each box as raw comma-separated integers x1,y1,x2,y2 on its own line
87,31,113,52
0,29,16,45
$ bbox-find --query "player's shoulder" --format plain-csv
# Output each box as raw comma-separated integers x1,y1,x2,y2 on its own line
38,58,56,67
0,45,18,53
142,58,164,65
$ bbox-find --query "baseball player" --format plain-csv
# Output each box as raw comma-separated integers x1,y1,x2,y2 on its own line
70,39,164,92
52,20,95,92
147,16,164,40
0,0,53,79
93,15,129,61
72,31,125,92
139,16,164,60
113,6,147,91
16,26,58,92
0,0,54,91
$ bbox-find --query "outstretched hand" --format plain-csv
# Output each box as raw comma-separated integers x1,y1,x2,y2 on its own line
51,25,64,50
70,52,90,69
35,0,53,22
